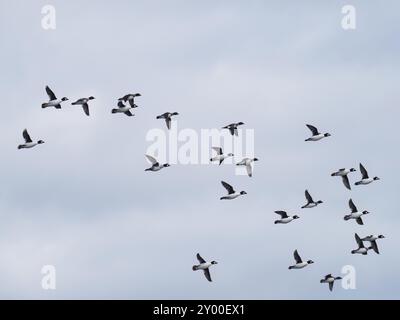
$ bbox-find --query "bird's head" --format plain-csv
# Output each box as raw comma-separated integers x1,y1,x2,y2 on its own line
324,133,331,137
38,140,45,144
211,261,218,265
88,96,95,100
253,158,259,162
307,260,314,264
350,168,356,172
317,200,323,204
374,177,380,181
293,215,300,219
163,163,170,168
240,191,247,195
362,210,370,215
378,235,385,239
61,97,68,101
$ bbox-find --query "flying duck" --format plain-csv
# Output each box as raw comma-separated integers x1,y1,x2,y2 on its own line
351,233,370,255
361,235,385,254
288,250,314,269
220,181,247,200
331,168,356,190
144,155,170,172
156,112,179,130
301,190,323,209
111,101,135,116
355,163,380,186
41,86,68,109
305,124,331,142
320,274,342,291
210,147,234,165
192,253,217,282
118,93,141,108
222,122,245,136
344,199,369,225
18,129,44,149
71,96,95,116
274,211,300,224
236,157,259,177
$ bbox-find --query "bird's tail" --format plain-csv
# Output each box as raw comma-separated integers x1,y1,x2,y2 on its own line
71,102,78,105
355,182,361,186
41,103,47,108
288,266,293,270
17,145,23,150
351,250,356,254
111,109,119,114
274,221,280,224
192,265,199,271
344,215,351,221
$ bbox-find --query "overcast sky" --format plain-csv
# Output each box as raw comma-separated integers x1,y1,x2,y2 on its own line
0,0,399,299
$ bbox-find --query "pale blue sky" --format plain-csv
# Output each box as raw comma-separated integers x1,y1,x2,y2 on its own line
0,0,399,299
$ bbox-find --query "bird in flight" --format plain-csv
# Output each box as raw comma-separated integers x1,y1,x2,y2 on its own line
42,86,68,109
305,124,331,142
192,253,218,282
18,129,44,150
71,96,95,116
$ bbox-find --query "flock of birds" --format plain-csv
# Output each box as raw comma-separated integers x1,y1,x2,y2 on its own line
193,124,384,292
19,86,384,293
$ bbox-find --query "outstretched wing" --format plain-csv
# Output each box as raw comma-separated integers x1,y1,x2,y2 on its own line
196,253,206,264
293,250,302,264
246,164,253,177
306,124,319,136
305,190,313,203
127,98,136,107
275,211,288,218
221,181,235,194
82,103,90,116
228,127,235,136
356,217,364,226
165,118,171,130
212,147,223,155
355,233,364,247
370,240,379,254
359,163,369,179
124,110,134,117
349,199,358,213
145,155,158,165
22,129,32,143
203,269,212,282
342,175,351,190
329,282,334,291
325,274,332,280
45,86,57,100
